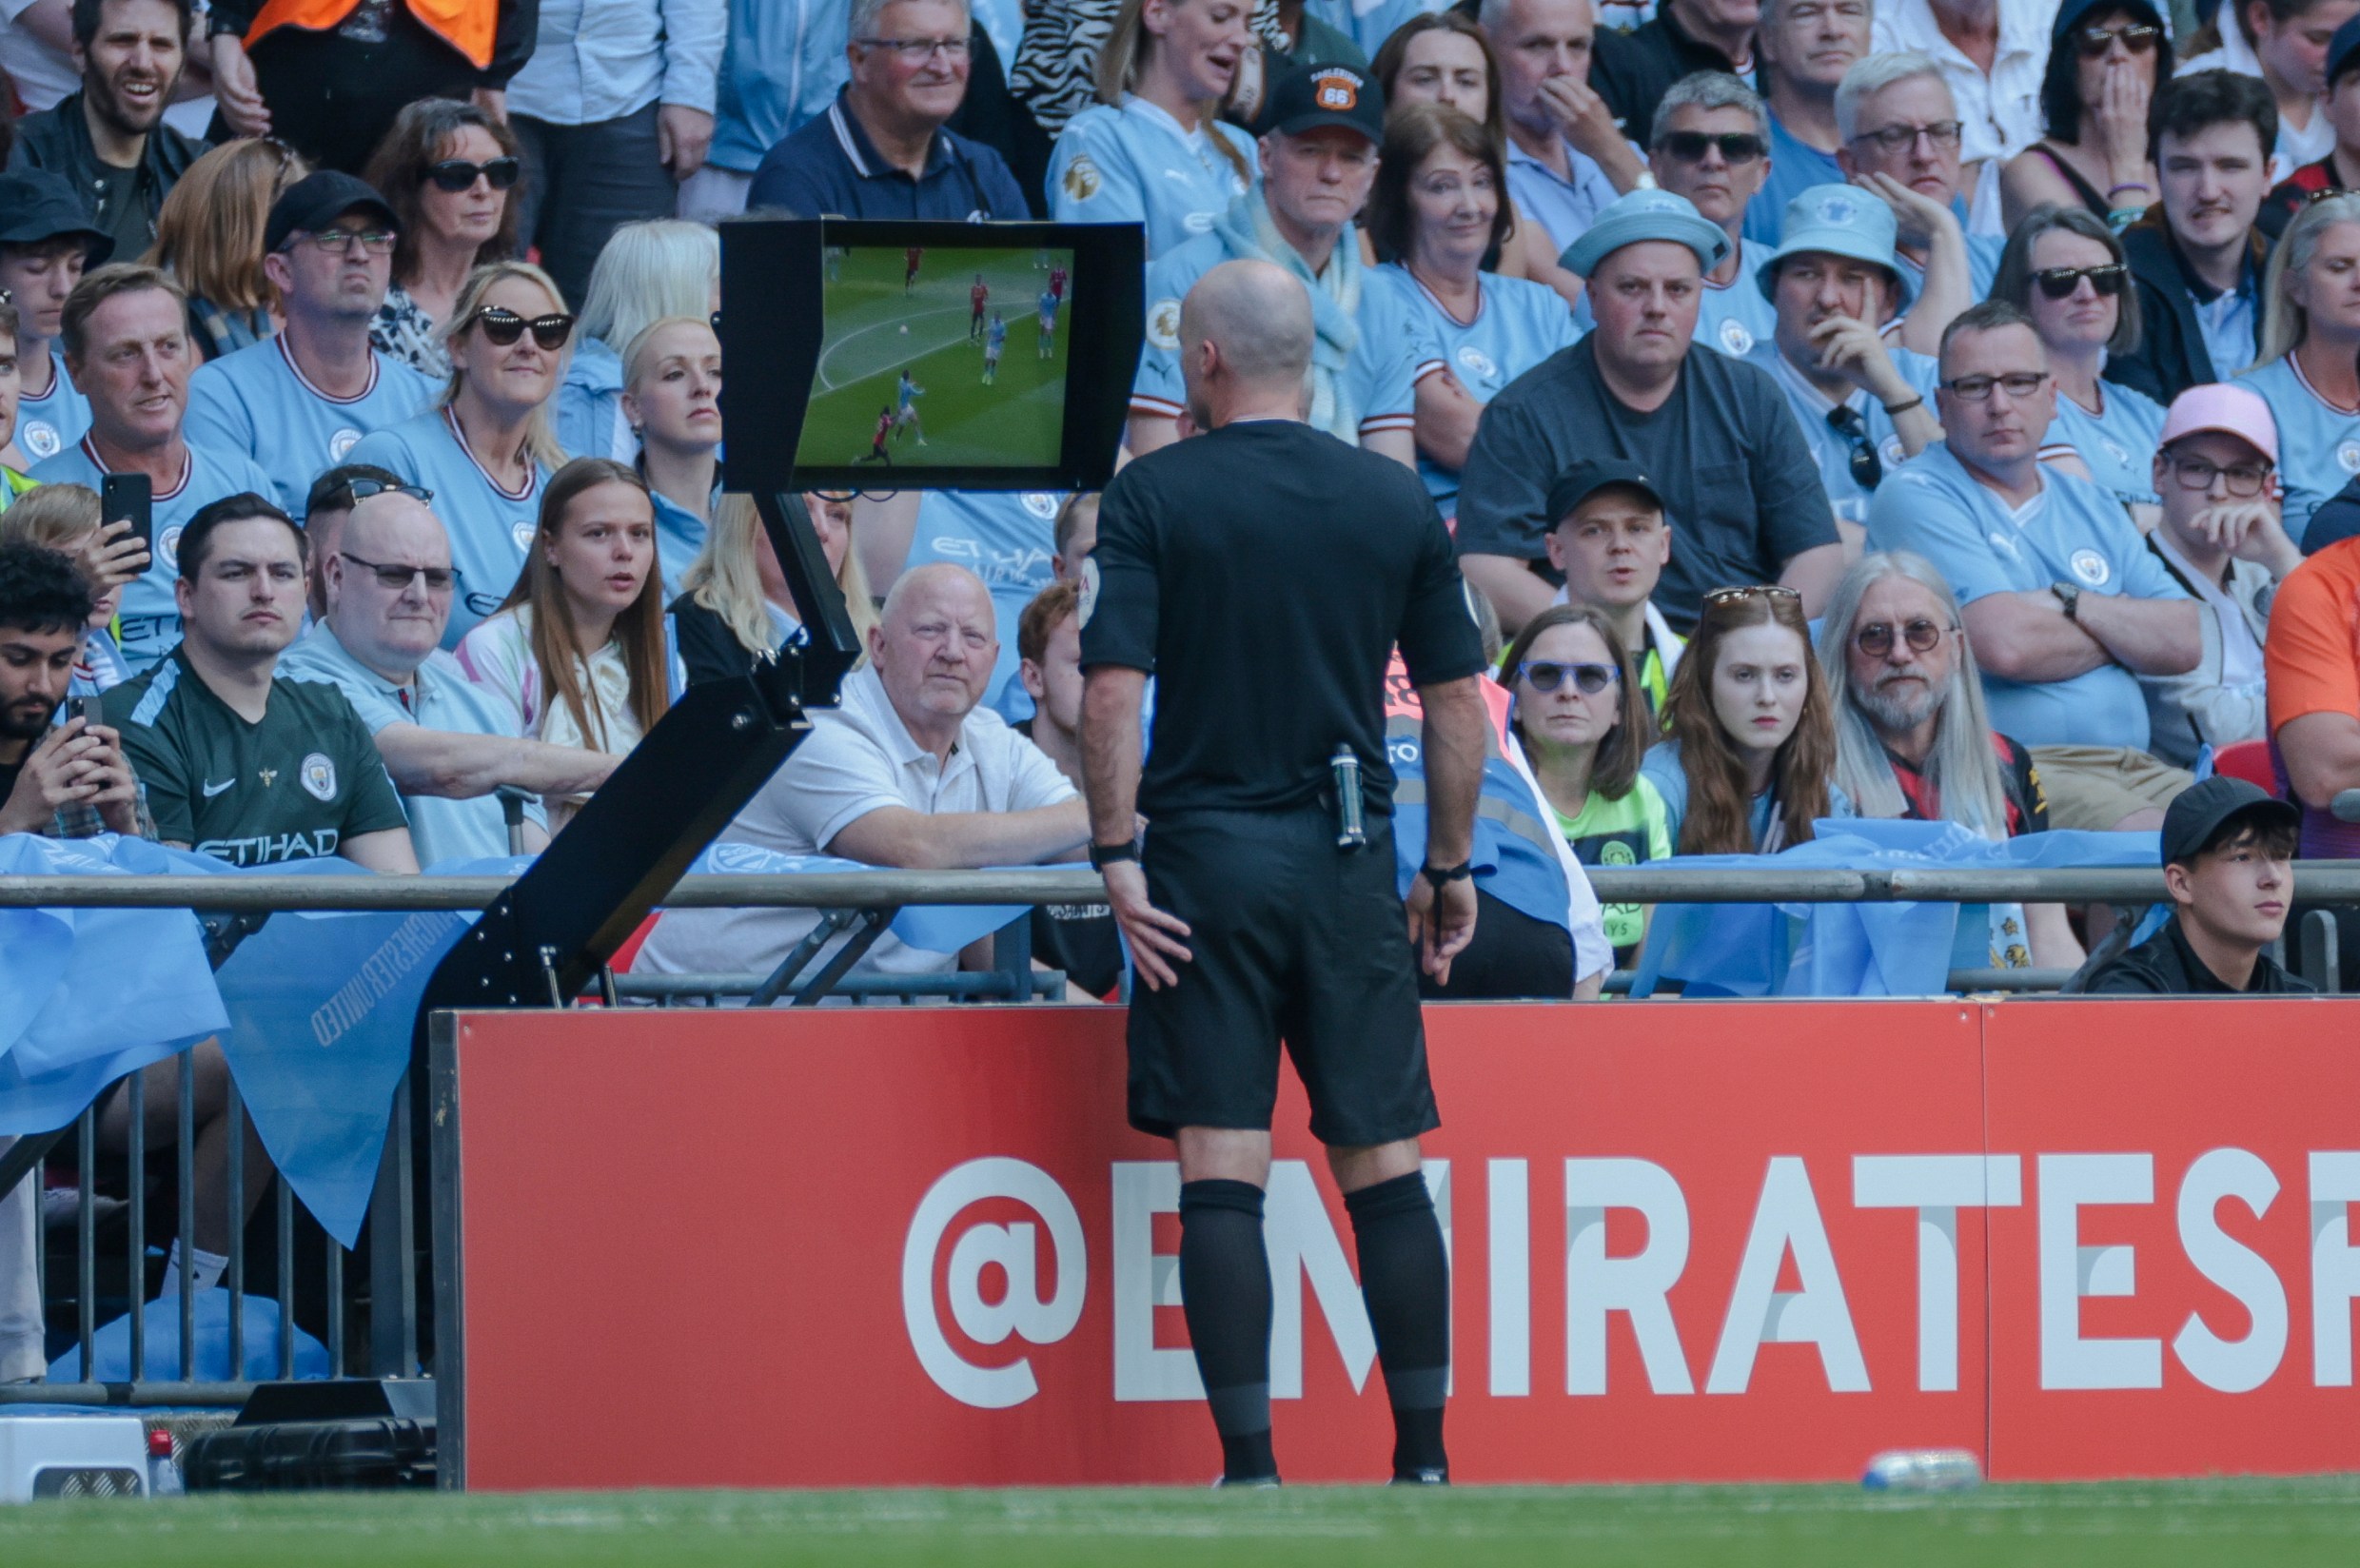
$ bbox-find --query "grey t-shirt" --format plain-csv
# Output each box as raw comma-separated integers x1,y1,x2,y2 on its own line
1453,338,1837,632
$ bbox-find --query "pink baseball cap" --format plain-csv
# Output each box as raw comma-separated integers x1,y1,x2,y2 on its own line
2158,382,2280,464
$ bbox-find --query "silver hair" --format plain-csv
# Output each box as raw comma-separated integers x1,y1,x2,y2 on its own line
1650,70,1772,148
1834,50,1950,144
579,220,718,358
1815,550,2014,837
2254,191,2360,371
851,0,970,41
1478,0,1584,37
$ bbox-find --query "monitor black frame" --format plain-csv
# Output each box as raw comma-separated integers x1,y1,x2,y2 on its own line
718,217,1143,496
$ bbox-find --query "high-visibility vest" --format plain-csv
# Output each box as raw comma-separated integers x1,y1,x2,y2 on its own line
246,0,497,70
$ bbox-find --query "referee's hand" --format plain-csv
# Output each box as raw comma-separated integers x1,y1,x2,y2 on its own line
1407,873,1479,987
1104,861,1193,990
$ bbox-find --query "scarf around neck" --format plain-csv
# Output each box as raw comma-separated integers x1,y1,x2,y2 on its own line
1212,194,1363,443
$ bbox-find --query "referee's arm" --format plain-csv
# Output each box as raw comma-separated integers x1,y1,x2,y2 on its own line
1079,664,1194,988
1409,675,1485,982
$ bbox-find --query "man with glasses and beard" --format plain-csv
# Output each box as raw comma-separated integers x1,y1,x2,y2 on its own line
6,0,206,261
1866,299,2201,832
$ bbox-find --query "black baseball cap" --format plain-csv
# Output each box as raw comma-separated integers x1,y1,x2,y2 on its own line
1253,61,1386,145
0,169,112,262
265,171,399,255
1546,458,1664,524
2160,776,2300,866
2331,13,2360,91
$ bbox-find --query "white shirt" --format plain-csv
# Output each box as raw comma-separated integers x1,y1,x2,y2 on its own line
454,605,645,759
1871,0,2055,167
635,665,1076,979
506,0,725,125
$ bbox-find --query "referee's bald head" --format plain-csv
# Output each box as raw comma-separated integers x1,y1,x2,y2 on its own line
1179,260,1313,393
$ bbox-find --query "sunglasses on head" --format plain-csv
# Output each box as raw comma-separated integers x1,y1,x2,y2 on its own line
1826,404,1883,492
1702,583,1803,610
2075,23,2160,55
1854,617,1947,657
468,306,575,349
338,479,434,508
1519,659,1619,695
2031,264,2127,299
1659,130,1766,165
426,156,522,193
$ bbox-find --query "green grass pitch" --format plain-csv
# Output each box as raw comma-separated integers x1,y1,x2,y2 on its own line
8,1479,2360,1566
795,245,1071,471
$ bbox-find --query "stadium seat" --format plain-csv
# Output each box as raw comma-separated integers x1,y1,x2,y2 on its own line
2211,739,2280,795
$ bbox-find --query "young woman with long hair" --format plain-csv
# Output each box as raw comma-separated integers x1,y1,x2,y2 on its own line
670,491,879,690
457,458,672,829
1642,584,1850,853
143,137,308,361
2232,190,2360,543
1500,602,1670,962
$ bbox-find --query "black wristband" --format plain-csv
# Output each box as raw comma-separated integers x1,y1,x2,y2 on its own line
1881,395,1924,418
1420,860,1473,886
1088,840,1139,870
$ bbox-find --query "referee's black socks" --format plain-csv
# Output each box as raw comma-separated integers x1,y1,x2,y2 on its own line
1345,1171,1451,1480
1178,1178,1277,1482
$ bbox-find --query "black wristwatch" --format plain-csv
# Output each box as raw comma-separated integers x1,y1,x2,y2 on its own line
1088,840,1139,870
2050,580,2081,621
1420,860,1473,887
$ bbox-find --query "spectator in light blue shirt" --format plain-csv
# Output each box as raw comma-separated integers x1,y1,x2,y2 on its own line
1753,183,1943,532
347,263,573,650
1482,0,1645,258
30,265,276,671
620,316,721,599
1832,52,1993,353
1047,0,1259,262
0,168,109,469
185,173,438,523
685,0,849,224
1990,204,2167,517
1866,300,2202,832
2233,190,2360,547
279,487,620,863
1644,72,1779,362
1743,0,1868,245
505,0,725,313
1308,0,1443,55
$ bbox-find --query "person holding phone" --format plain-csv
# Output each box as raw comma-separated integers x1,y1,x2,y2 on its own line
0,539,146,838
0,480,148,695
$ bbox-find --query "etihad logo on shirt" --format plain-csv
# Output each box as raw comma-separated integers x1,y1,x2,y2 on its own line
197,830,342,866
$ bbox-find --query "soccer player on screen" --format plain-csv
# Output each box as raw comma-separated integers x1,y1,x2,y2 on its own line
1049,263,1069,303
859,405,894,464
905,246,924,292
971,275,990,339
893,370,928,445
983,312,1007,384
1037,289,1059,360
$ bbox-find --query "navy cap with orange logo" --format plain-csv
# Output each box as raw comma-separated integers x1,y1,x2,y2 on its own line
1252,61,1386,145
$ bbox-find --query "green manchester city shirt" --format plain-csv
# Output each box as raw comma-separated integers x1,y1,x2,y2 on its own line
105,646,408,866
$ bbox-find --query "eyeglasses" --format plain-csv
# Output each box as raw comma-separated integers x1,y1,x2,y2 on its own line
425,156,522,193
1849,120,1964,155
1518,659,1619,695
1854,617,1948,657
2164,451,2272,497
341,552,456,592
1658,130,1767,165
2031,264,2127,299
1826,404,1883,491
810,489,858,504
855,34,970,60
2075,23,2160,55
1942,370,2050,402
1702,583,1803,610
467,306,576,349
335,479,434,508
286,227,397,256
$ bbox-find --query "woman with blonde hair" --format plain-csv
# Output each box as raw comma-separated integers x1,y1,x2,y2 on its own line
670,491,877,690
458,457,672,828
2232,191,2360,544
348,261,574,648
143,137,307,361
1045,0,1258,262
561,219,720,462
621,315,722,597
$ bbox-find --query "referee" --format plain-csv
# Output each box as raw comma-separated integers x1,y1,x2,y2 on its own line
1078,260,1489,1486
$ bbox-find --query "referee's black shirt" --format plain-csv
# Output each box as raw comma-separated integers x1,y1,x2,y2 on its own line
1079,421,1485,817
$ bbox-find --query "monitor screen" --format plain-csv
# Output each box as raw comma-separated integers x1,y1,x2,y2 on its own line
718,218,1143,496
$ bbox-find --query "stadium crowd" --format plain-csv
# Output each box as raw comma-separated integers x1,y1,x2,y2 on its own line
6,0,2360,1370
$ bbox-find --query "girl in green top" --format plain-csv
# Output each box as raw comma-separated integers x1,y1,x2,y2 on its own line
1501,604,1672,962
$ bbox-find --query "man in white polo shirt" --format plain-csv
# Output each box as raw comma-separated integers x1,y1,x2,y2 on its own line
637,562,1089,982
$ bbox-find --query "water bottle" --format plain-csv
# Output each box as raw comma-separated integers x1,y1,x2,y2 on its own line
146,1428,182,1497
1861,1448,1980,1492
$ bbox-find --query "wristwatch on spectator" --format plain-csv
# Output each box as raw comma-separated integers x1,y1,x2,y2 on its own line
2050,580,2081,621
1088,840,1139,870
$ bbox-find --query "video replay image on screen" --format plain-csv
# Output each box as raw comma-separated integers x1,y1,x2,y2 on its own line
793,244,1076,472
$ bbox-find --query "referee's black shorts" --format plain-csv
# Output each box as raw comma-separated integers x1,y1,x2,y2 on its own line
1127,803,1438,1147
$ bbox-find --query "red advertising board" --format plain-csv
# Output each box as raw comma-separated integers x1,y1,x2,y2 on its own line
430,999,2360,1491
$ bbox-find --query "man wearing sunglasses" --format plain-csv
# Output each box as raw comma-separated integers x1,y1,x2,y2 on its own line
746,0,1026,223
2112,69,2277,405
1642,72,1778,362
1588,0,1760,150
1866,300,2201,833
279,485,623,861
185,171,437,522
1753,183,1943,535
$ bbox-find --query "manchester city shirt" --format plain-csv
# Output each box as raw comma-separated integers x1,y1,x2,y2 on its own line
185,335,437,519
1048,96,1256,262
2233,353,2360,548
2042,381,2167,509
13,346,90,464
346,408,551,648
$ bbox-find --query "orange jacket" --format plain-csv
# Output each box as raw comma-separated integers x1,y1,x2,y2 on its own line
246,0,497,70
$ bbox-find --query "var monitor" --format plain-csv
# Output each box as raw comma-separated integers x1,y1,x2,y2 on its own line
718,218,1144,495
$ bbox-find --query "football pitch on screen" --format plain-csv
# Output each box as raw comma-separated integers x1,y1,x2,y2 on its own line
795,245,1072,470
10,1479,2360,1567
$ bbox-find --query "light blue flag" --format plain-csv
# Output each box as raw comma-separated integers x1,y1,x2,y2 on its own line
0,833,226,1136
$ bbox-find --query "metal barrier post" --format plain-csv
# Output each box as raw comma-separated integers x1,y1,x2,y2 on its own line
369,1070,418,1378
226,1081,245,1378
76,1109,94,1382
992,913,1032,1000
275,1180,294,1381
126,1070,144,1382
176,1052,195,1380
2303,910,2342,993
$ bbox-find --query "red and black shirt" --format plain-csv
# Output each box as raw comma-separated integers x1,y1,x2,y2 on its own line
1884,732,2049,837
